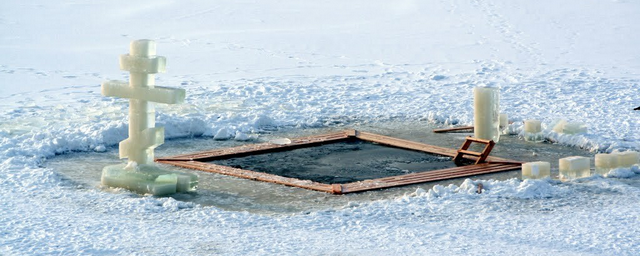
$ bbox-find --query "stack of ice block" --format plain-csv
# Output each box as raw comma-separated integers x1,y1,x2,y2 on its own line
522,161,551,179
524,119,544,142
559,156,591,180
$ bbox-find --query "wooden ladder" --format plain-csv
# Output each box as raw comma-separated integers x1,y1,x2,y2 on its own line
453,136,495,165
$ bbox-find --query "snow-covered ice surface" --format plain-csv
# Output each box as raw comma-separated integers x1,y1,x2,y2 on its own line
1,0,640,255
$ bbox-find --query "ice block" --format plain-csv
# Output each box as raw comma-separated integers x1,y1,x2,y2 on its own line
522,161,550,179
499,113,508,128
524,119,543,142
552,119,567,133
562,122,587,134
102,164,197,196
615,151,639,168
474,87,500,143
559,156,591,180
552,119,586,134
524,120,541,133
595,153,618,175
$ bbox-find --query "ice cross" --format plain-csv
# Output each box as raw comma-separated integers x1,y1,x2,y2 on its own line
101,40,185,165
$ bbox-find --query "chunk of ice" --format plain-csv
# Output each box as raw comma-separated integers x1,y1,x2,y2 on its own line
552,119,586,134
562,122,587,134
523,119,543,142
595,153,618,175
473,87,500,142
524,120,541,133
499,113,508,128
101,164,198,196
522,161,550,179
214,128,232,140
552,119,567,133
559,156,591,180
234,132,250,141
614,151,639,168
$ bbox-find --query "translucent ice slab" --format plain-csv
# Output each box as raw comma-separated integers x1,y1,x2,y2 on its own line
524,119,541,133
101,163,198,196
522,161,550,179
552,119,567,133
562,122,587,134
524,119,543,142
615,151,639,168
499,113,509,134
595,153,618,175
473,87,500,142
552,119,587,134
559,156,591,180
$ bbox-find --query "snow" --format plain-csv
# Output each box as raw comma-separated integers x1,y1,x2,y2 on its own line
1,0,640,255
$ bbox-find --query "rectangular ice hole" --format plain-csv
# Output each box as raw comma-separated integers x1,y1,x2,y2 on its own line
208,139,457,184
157,130,523,194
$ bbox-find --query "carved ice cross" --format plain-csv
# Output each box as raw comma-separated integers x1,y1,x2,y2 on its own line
101,40,185,165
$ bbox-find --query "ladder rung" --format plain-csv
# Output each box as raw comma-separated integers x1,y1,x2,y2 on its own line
465,136,492,144
458,149,483,156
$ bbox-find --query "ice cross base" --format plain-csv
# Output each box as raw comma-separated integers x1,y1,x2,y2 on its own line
100,39,197,196
102,163,197,195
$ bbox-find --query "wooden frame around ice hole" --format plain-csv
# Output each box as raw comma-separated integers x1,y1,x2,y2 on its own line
156,130,522,194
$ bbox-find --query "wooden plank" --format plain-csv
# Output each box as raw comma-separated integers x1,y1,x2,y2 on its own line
356,131,517,164
356,131,459,157
157,131,351,161
458,149,483,157
433,126,474,133
466,137,494,144
341,163,520,193
433,122,514,134
157,160,335,193
376,164,504,184
383,165,518,185
376,165,516,185
375,163,496,181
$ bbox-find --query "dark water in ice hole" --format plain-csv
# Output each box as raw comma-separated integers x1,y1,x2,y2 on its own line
47,121,603,215
209,139,456,184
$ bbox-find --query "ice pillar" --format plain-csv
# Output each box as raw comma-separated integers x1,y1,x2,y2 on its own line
474,87,500,142
100,40,197,195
